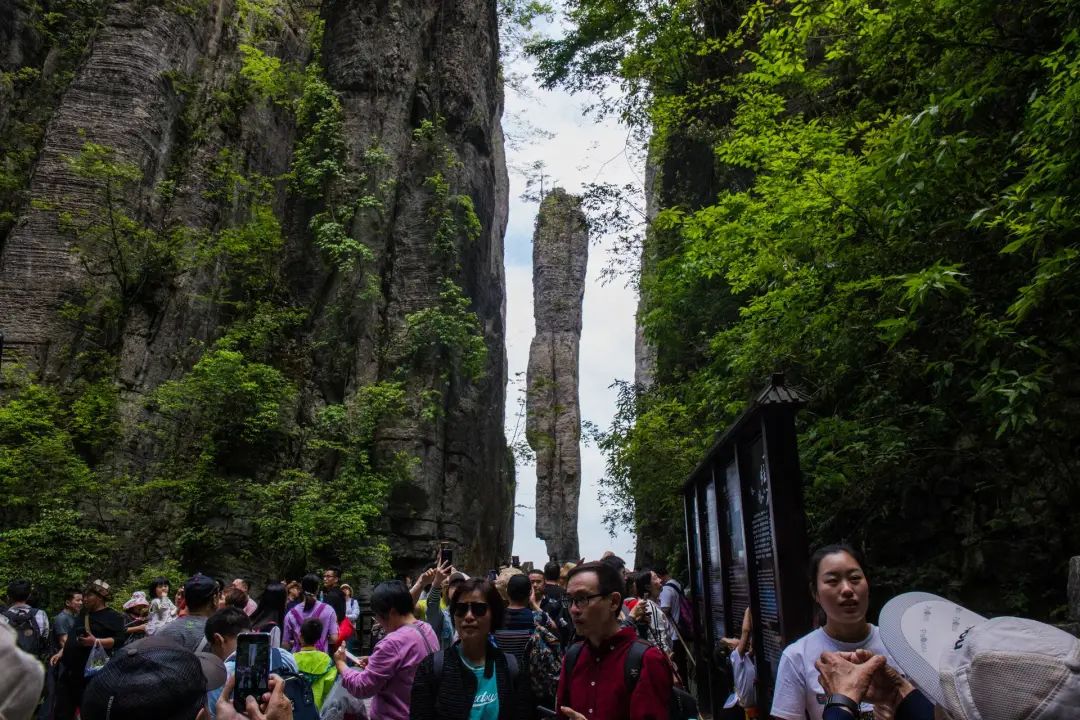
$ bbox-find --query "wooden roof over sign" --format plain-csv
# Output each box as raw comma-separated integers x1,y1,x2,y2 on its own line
682,373,808,489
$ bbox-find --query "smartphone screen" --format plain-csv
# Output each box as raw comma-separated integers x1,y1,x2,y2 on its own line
441,547,453,566
511,555,520,568
234,632,271,710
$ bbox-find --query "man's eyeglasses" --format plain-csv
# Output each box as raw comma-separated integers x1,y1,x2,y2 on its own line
561,593,608,610
451,601,490,618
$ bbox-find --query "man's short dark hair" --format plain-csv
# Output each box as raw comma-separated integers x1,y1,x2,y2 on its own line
224,587,248,610
543,561,561,582
567,561,624,598
506,574,533,604
300,617,323,646
324,566,342,578
204,607,252,643
600,554,626,573
64,588,82,603
371,580,414,619
7,579,31,603
653,565,669,577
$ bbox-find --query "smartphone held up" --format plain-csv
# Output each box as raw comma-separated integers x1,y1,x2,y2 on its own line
233,632,271,710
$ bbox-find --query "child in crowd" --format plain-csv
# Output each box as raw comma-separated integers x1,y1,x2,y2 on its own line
294,617,338,709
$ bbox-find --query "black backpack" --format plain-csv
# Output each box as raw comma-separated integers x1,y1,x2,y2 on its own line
4,607,46,658
276,670,320,720
562,638,699,720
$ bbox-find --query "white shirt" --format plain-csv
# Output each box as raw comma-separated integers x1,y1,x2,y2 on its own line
657,580,682,643
730,647,757,708
770,625,896,720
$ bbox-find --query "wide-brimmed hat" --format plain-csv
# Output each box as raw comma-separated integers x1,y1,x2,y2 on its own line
879,591,1080,720
81,636,226,719
123,591,150,610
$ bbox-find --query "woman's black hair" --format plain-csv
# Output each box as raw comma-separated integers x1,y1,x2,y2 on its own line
371,580,415,619
629,570,655,599
450,578,506,635
807,543,866,597
252,581,287,630
301,573,320,609
148,576,171,599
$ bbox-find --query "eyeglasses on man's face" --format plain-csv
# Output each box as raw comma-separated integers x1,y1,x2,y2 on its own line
561,593,609,610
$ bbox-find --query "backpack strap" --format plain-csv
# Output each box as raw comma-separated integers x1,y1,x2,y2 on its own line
560,641,585,708
406,621,435,655
623,639,650,696
431,648,446,696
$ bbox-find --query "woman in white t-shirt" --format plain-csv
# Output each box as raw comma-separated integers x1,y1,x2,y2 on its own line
770,544,897,720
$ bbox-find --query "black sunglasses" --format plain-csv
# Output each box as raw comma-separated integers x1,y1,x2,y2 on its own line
451,601,490,618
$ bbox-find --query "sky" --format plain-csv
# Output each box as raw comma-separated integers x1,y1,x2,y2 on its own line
501,15,643,568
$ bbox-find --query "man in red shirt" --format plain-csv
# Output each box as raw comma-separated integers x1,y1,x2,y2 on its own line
557,561,673,720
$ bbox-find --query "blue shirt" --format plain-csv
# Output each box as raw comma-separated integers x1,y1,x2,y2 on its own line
463,654,499,720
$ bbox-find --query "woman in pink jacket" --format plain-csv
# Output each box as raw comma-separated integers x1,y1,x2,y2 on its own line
333,580,438,720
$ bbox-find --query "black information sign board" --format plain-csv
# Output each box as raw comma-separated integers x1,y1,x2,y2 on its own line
682,375,812,717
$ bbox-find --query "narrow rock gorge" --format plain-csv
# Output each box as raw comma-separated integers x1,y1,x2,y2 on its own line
0,0,513,580
526,188,587,563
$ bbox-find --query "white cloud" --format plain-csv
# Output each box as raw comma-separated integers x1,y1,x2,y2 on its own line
502,49,642,567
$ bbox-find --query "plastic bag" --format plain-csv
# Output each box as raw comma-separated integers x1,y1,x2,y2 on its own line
84,640,109,678
320,679,368,720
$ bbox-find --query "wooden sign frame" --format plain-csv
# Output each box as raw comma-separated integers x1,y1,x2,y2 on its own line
682,374,812,717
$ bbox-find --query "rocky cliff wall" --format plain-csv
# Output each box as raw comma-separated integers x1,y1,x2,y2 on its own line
526,188,587,563
0,0,512,578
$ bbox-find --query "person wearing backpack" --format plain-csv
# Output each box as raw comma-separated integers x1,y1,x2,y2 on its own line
556,562,673,720
203,606,300,718
3,579,50,662
409,577,531,720
656,566,694,685
294,618,338,709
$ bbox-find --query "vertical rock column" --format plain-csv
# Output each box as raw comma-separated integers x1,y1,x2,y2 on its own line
527,188,588,563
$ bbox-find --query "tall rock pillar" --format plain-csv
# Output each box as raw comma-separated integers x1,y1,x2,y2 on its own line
527,188,588,563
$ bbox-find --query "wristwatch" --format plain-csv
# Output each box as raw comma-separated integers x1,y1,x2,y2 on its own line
824,693,860,717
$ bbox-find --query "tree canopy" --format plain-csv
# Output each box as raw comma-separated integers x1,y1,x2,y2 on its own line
537,0,1080,618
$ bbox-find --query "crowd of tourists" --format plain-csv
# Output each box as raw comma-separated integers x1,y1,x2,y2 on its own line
1,544,1076,720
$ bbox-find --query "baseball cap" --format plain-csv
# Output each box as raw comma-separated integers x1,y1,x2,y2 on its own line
0,620,45,720
81,636,226,720
184,573,217,607
879,591,1080,720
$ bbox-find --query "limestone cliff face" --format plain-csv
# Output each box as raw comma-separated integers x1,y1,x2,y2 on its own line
526,188,587,563
0,0,512,576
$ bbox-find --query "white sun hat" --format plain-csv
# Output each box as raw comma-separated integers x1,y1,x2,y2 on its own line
878,591,1080,720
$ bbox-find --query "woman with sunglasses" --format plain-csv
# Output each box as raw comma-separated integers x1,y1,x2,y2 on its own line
333,579,439,720
410,577,531,720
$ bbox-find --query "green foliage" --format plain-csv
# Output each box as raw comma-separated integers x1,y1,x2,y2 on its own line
0,377,112,610
239,43,302,104
291,63,346,198
544,0,1080,616
0,509,112,611
400,279,489,382
152,348,294,450
59,142,187,312
250,382,410,573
